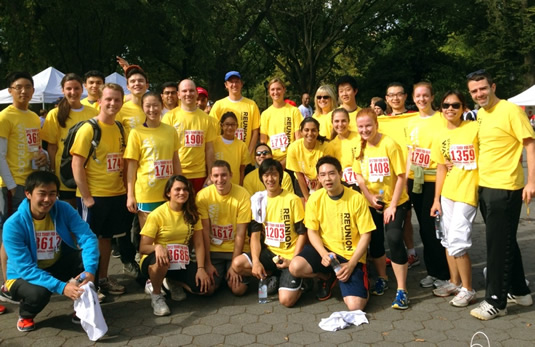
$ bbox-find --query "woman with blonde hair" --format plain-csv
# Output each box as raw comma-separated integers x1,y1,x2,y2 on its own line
312,85,337,140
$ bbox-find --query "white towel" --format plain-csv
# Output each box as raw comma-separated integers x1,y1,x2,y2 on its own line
318,310,368,331
74,282,108,341
251,190,268,223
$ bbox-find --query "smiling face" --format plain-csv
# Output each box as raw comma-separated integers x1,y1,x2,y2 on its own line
84,77,104,99
221,116,238,139
357,114,378,143
161,86,178,110
338,83,357,106
142,95,163,123
254,145,272,166
386,86,407,112
441,94,464,126
301,120,319,146
261,167,281,193
25,183,58,220
179,80,198,108
167,180,190,206
225,76,243,97
99,87,124,117
127,73,148,97
62,80,83,106
269,82,285,103
332,110,349,136
468,78,497,109
211,166,232,195
9,78,34,109
413,85,434,113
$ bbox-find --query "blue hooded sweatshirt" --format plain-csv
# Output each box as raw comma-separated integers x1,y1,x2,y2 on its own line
3,199,99,295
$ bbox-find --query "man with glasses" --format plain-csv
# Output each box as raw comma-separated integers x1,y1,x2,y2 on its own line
385,82,416,116
210,71,260,157
467,70,534,320
160,82,179,116
336,75,361,132
243,143,294,195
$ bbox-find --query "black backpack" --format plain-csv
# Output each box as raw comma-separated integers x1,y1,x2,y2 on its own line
59,118,125,189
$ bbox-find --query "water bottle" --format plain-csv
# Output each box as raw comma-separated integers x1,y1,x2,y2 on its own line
434,211,443,239
376,189,385,214
76,272,87,284
329,254,342,273
258,277,268,304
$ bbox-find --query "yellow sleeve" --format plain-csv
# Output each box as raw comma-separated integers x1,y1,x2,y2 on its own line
123,129,141,160
251,102,261,130
237,190,252,224
304,194,320,230
40,108,59,144
140,210,161,239
70,123,93,159
196,190,209,220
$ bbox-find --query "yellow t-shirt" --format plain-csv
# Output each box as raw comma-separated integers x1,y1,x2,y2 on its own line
305,187,375,262
347,106,362,133
80,97,100,111
262,190,305,259
312,112,334,140
209,97,260,149
123,123,180,203
260,104,303,161
196,184,251,253
243,168,294,195
406,112,447,181
139,201,202,267
117,101,144,139
162,108,217,179
431,121,479,206
70,120,126,197
40,106,98,191
0,105,41,187
352,135,409,207
286,138,334,180
477,100,535,190
377,113,419,162
213,136,251,185
330,131,361,184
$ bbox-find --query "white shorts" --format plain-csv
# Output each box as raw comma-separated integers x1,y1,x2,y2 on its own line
440,196,476,257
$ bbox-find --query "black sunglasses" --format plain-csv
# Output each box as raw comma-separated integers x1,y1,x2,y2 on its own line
441,103,462,110
316,95,330,100
466,69,486,79
255,150,270,156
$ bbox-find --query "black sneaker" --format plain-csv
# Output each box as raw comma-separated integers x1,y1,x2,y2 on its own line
72,313,81,324
316,274,338,301
0,284,18,304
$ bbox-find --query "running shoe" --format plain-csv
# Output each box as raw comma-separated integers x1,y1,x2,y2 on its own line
72,312,81,324
419,275,437,288
385,257,392,266
0,284,18,304
316,274,338,301
407,254,420,269
392,289,409,310
371,277,388,296
432,281,460,297
151,294,170,316
0,305,5,315
111,249,121,258
470,300,507,320
17,317,35,332
99,277,125,295
123,262,140,278
433,279,450,289
165,278,186,301
450,288,476,307
507,293,533,306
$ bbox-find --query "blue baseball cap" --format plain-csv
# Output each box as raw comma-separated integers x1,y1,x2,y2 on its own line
225,71,241,81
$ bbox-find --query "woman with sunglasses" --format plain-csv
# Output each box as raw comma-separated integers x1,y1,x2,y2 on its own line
312,85,337,140
260,78,302,168
353,108,411,309
406,82,450,290
286,117,333,204
429,91,478,307
330,108,361,189
213,112,250,185
243,143,294,195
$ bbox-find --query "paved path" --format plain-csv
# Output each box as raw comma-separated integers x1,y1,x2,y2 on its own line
1,208,534,346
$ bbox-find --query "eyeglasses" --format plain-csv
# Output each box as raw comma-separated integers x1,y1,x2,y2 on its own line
222,122,238,127
386,92,405,98
10,85,33,92
255,150,270,156
162,91,177,95
316,95,330,100
466,69,486,79
441,103,462,110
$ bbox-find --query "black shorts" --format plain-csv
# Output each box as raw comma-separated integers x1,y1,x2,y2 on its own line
59,190,76,200
141,251,203,294
77,195,134,239
243,248,302,290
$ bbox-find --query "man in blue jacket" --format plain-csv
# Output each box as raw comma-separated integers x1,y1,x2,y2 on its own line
2,171,99,332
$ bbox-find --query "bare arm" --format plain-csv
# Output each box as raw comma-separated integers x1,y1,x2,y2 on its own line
172,151,182,175
126,159,138,213
337,232,371,282
204,141,215,185
249,128,259,155
296,172,310,201
232,223,247,260
47,143,57,172
430,163,447,216
384,172,406,224
72,154,94,207
523,138,535,203
355,173,380,209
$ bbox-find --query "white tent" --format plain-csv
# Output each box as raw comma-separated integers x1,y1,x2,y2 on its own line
106,72,130,94
509,85,535,106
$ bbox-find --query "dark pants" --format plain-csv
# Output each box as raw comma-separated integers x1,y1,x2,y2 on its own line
9,248,84,318
408,179,449,280
479,187,530,309
369,201,410,265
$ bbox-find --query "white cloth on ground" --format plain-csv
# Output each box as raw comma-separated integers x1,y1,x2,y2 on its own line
318,310,368,331
74,282,108,341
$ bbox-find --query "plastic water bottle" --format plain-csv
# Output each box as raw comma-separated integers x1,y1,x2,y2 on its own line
329,254,342,273
434,211,443,239
258,277,268,304
76,272,86,284
376,189,385,214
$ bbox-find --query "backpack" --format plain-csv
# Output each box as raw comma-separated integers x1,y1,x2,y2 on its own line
59,118,125,189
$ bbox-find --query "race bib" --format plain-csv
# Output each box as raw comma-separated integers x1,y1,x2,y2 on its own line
264,222,285,247
154,159,173,179
449,144,477,170
342,167,358,185
167,244,190,270
36,230,60,260
235,128,245,141
368,157,390,183
270,133,289,151
26,128,40,147
211,224,233,244
411,147,431,168
106,153,123,172
184,130,204,147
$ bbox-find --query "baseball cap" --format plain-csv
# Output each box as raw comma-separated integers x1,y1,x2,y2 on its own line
225,71,241,81
197,87,209,98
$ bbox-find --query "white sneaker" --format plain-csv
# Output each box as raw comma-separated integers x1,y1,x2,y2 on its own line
420,275,437,288
165,278,186,301
507,293,533,307
450,288,476,307
433,279,450,289
145,280,166,296
470,300,507,320
151,294,170,316
432,281,460,297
